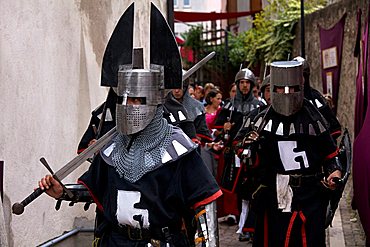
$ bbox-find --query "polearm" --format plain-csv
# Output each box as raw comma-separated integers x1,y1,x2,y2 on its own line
301,0,305,58
12,127,118,215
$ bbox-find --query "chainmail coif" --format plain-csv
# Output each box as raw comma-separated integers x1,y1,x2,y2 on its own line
111,106,173,183
182,91,205,121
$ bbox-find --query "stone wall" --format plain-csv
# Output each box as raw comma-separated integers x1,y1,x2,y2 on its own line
292,0,369,140
0,1,166,246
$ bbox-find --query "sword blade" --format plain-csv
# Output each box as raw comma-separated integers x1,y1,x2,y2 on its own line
182,51,216,82
55,127,118,180
12,127,118,215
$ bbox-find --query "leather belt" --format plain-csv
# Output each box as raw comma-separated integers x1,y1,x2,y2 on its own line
288,173,323,188
112,224,151,241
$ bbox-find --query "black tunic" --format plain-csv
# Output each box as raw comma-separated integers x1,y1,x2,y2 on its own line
78,129,222,246
247,101,338,247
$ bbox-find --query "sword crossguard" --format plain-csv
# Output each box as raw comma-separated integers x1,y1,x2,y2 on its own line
39,157,74,199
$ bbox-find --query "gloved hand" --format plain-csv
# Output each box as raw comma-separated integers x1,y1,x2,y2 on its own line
242,130,259,146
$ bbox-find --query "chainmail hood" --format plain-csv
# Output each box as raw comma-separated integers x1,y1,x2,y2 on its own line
182,91,205,121
107,106,174,183
233,86,261,115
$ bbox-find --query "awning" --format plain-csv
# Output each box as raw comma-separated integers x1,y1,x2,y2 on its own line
174,10,261,23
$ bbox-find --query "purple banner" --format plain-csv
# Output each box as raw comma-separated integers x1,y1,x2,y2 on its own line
354,9,367,138
319,14,346,115
353,5,370,241
0,161,3,202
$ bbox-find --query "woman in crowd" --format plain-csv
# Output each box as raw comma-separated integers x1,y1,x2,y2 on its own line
201,89,223,177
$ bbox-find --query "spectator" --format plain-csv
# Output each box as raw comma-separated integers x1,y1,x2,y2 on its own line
202,89,224,176
194,85,204,102
188,85,195,98
229,83,237,99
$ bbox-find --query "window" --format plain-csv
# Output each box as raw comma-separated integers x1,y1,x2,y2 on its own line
183,0,190,7
173,0,178,7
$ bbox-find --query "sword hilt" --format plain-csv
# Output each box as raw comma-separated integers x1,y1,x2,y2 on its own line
39,157,74,198
12,187,44,215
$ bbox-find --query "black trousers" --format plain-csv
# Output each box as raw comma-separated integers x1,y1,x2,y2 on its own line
252,183,330,247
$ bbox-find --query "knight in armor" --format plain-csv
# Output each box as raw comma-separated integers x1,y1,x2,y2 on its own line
213,68,262,224
163,90,198,143
236,75,271,140
239,61,343,247
233,74,271,241
38,3,221,246
164,80,212,145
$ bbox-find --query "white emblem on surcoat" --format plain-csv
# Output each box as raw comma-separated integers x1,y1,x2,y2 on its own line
278,141,309,171
117,190,150,229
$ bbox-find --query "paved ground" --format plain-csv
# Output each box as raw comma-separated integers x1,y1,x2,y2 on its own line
338,175,367,246
218,174,367,247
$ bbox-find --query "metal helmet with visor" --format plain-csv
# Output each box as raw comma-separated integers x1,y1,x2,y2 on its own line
270,61,304,116
100,3,182,135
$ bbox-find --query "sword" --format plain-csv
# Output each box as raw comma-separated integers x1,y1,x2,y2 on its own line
182,52,215,82
12,127,118,215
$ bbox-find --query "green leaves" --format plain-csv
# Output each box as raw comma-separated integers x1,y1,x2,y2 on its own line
183,25,204,51
229,0,326,67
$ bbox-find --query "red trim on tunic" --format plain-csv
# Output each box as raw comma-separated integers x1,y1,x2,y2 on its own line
77,148,86,154
220,164,243,194
77,179,103,212
191,138,201,145
325,148,339,160
331,130,342,137
196,133,213,141
193,190,223,209
242,227,255,233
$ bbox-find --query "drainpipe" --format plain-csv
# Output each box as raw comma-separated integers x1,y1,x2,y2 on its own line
38,227,94,247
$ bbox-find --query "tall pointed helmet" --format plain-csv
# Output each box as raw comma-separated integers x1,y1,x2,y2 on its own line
100,2,182,135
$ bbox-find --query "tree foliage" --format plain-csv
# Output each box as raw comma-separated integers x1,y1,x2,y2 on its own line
181,25,204,52
229,0,327,67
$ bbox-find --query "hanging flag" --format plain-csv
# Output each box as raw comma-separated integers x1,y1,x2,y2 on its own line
354,9,368,138
0,161,3,202
319,14,346,115
353,5,370,243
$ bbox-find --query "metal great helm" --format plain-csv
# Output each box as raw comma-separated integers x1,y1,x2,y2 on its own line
270,61,303,116
116,64,165,135
100,3,182,135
